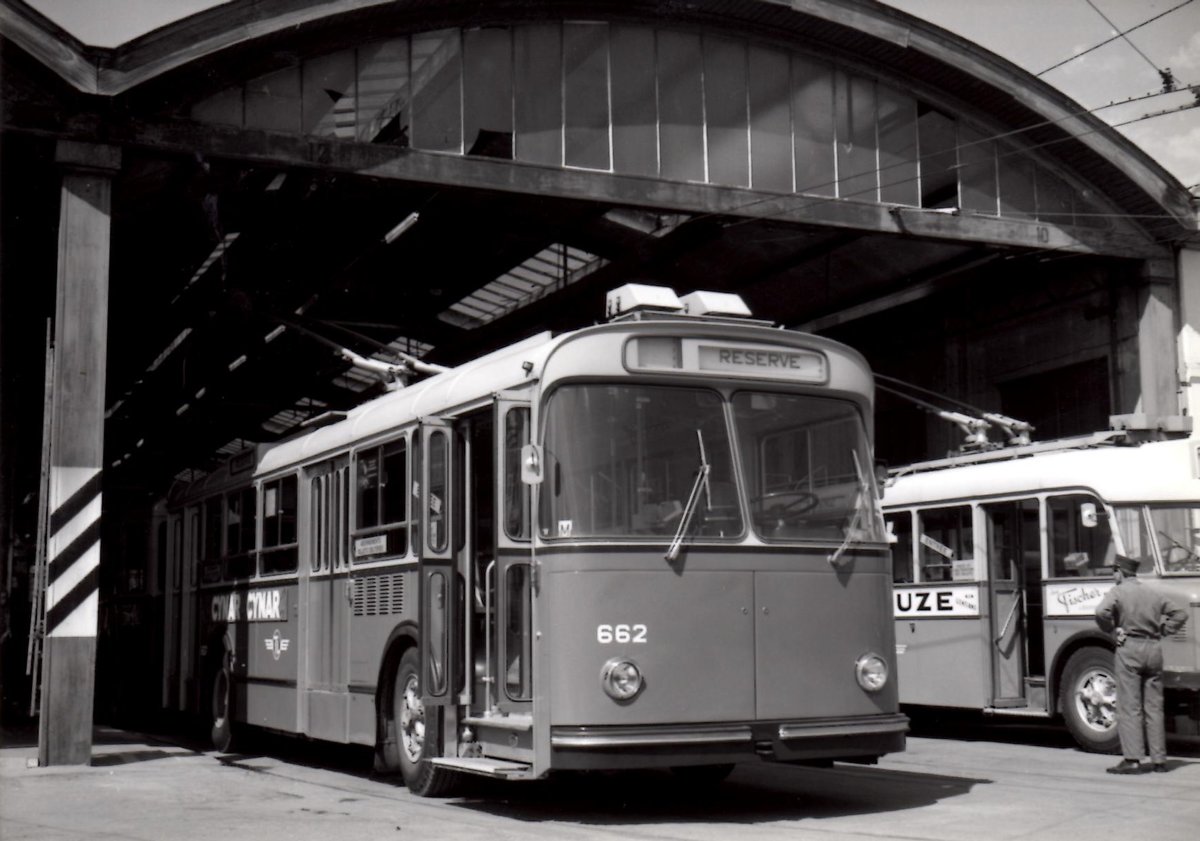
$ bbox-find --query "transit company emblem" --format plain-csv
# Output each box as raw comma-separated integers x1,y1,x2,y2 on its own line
265,629,290,661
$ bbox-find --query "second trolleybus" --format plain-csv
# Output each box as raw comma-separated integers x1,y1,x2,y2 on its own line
881,421,1200,752
155,284,906,794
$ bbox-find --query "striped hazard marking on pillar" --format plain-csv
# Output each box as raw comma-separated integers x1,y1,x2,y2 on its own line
46,467,102,638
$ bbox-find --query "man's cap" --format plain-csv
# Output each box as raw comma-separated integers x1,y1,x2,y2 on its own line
1113,554,1141,575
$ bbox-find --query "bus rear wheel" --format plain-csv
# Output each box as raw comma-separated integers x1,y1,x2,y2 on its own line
1060,648,1120,754
393,648,462,797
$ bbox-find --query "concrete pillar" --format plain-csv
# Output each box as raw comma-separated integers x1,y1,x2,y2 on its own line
1178,247,1200,431
38,140,119,766
1133,257,1180,419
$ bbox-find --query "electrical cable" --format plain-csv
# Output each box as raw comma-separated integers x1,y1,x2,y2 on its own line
1037,0,1195,76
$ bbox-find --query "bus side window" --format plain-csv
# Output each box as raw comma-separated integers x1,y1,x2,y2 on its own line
918,506,972,582
1048,493,1112,577
504,407,531,540
261,474,299,574
887,513,914,583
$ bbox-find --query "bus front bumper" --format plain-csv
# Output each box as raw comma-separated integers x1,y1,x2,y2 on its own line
549,713,908,769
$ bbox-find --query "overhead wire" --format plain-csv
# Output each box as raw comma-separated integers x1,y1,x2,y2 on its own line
1082,0,1171,76
1036,0,1195,77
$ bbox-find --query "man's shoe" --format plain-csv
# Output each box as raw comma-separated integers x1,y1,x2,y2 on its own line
1152,763,1168,773
1106,759,1141,774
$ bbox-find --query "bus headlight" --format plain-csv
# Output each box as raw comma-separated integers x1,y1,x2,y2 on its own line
855,653,888,692
600,657,643,701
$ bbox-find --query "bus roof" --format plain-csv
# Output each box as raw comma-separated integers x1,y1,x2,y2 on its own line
881,436,1200,507
255,330,557,475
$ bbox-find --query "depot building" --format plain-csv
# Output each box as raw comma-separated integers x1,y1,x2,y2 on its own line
0,0,1196,735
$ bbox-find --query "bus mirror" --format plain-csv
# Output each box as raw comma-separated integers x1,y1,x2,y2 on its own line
521,444,543,485
1080,502,1099,528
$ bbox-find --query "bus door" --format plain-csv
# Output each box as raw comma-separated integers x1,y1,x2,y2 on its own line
454,396,534,768
418,418,459,711
302,459,350,741
982,499,1041,705
490,397,534,720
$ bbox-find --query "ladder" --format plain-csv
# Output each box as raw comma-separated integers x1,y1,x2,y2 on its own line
24,321,53,717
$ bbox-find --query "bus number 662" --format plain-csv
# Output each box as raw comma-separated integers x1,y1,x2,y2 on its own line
596,624,648,644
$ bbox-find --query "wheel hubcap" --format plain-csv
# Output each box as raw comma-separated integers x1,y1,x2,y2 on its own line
398,674,425,763
1075,669,1116,732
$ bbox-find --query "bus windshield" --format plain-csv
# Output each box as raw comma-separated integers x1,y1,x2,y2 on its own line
731,391,883,543
540,384,740,539
540,383,884,545
1111,503,1200,575
1149,505,1200,574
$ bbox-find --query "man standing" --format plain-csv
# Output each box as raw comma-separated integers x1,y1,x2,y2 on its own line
1094,553,1187,774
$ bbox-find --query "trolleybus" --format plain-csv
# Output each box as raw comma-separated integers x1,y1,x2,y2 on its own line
881,421,1200,752
156,284,905,794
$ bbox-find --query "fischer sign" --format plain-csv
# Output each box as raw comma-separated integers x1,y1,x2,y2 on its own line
1044,581,1113,617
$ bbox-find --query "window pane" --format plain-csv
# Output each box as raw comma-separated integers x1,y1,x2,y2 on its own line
889,512,915,583
302,51,357,138
918,104,957,208
733,392,883,543
279,476,297,545
835,71,877,201
192,87,243,127
357,451,380,529
959,124,997,214
877,85,918,205
412,29,463,153
427,572,448,695
311,480,324,572
356,38,410,144
998,146,1036,218
429,431,449,552
540,385,739,538
749,45,793,192
658,30,705,183
204,497,222,560
464,27,513,158
704,36,749,187
611,25,658,176
918,506,972,582
1036,166,1074,225
504,407,532,540
1150,505,1200,574
246,66,301,133
1048,494,1113,577
381,439,408,528
564,23,611,170
504,564,533,700
515,24,562,166
792,55,835,196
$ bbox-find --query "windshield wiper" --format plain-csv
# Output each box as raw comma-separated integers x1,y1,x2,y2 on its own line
666,430,711,562
828,449,871,567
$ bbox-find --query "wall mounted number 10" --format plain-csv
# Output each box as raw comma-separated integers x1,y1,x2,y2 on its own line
596,624,648,644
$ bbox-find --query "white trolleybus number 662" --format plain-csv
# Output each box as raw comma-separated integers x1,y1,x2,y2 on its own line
882,422,1200,753
157,285,907,795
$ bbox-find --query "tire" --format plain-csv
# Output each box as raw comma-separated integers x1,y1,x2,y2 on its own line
1059,647,1120,754
668,763,735,785
210,662,237,753
393,648,463,797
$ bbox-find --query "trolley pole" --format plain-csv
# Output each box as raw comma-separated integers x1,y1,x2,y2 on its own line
36,141,119,766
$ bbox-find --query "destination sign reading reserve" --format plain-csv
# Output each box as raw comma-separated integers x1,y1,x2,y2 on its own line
697,344,826,381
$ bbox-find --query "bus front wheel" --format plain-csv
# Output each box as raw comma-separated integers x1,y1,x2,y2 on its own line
1060,648,1120,754
393,648,462,797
